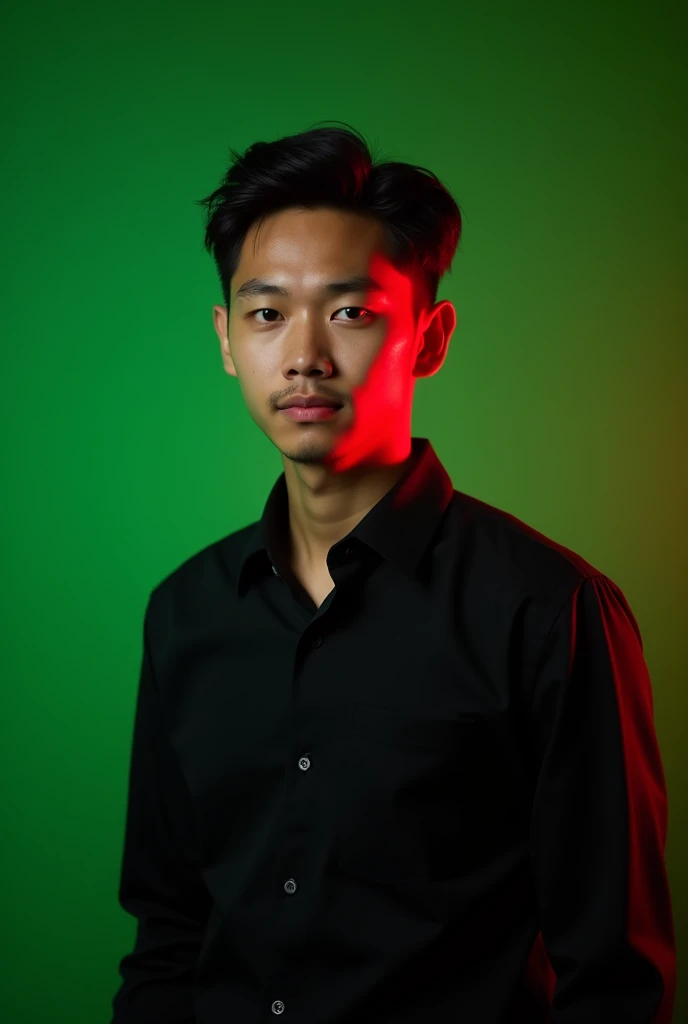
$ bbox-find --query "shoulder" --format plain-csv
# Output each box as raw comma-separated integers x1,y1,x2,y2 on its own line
145,520,258,631
446,487,605,595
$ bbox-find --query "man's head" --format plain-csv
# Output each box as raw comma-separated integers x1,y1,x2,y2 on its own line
197,122,462,470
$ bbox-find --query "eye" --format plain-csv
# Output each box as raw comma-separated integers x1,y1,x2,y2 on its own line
247,306,375,325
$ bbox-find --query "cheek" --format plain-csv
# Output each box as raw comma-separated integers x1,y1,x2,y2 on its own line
233,349,270,392
348,359,413,420
231,366,260,406
353,329,415,393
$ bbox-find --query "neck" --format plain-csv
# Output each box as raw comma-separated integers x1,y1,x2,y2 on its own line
282,438,414,572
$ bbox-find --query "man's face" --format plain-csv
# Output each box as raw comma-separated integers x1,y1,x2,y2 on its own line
213,205,454,469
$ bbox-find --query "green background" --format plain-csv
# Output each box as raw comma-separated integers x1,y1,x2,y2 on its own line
2,0,685,1020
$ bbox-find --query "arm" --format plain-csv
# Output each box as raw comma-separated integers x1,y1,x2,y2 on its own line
110,592,212,1022
527,574,676,1023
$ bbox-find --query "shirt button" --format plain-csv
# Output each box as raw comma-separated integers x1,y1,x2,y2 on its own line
298,755,311,771
312,635,323,649
284,878,297,894
344,546,354,557
271,999,285,1014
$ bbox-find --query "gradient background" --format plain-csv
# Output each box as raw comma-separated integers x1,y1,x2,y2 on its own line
2,0,685,1020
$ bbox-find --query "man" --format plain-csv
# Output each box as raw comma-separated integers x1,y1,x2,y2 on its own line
111,124,675,1022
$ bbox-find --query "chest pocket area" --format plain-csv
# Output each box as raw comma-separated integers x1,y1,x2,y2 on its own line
333,701,482,884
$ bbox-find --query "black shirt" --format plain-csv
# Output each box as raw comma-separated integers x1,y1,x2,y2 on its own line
110,436,675,1023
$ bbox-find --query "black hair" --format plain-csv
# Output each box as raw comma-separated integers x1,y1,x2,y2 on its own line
195,120,463,325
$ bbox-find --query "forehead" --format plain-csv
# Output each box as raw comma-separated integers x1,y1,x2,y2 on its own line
234,206,413,304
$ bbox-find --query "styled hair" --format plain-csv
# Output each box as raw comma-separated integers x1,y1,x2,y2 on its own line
195,120,463,325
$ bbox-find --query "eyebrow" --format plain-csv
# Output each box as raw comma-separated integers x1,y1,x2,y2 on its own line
233,274,383,302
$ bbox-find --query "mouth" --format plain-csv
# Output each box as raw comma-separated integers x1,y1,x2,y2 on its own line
279,404,342,422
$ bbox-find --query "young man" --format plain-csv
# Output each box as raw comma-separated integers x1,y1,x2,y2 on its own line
111,122,675,1022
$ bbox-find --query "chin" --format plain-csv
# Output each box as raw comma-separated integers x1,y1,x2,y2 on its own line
279,438,333,465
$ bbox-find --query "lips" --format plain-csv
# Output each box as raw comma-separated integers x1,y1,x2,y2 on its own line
279,404,341,422
278,397,342,409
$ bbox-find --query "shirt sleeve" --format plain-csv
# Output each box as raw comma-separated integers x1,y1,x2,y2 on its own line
110,592,213,1023
526,573,676,1024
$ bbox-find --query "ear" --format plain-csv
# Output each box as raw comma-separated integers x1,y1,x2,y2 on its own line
213,305,237,377
414,300,457,379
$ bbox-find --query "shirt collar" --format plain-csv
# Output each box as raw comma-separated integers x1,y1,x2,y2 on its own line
233,436,454,598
